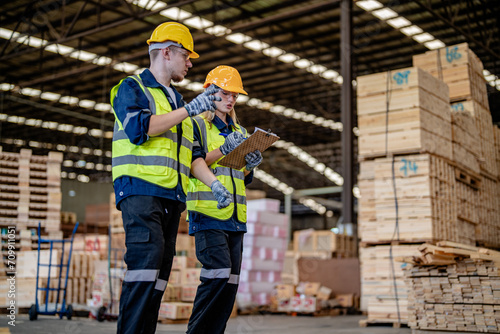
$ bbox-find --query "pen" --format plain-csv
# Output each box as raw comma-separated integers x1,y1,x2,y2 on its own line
219,133,228,137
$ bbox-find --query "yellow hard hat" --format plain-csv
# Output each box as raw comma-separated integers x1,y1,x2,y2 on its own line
147,22,199,59
203,65,248,95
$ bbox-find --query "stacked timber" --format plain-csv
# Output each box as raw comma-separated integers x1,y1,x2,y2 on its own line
357,66,452,160
401,242,500,332
413,43,487,107
0,147,63,232
412,45,499,248
357,43,500,326
357,65,454,326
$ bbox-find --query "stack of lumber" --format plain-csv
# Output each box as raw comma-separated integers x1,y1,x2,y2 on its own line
237,199,289,309
494,126,500,178
0,147,63,231
401,242,500,333
359,244,417,322
357,66,452,160
358,154,461,244
356,42,500,326
413,43,487,106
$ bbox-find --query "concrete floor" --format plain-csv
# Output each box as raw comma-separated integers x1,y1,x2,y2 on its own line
7,314,412,334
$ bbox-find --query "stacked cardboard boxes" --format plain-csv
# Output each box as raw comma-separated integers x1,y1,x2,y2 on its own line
237,198,289,309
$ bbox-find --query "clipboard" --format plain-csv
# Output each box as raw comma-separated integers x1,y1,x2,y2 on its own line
218,127,280,169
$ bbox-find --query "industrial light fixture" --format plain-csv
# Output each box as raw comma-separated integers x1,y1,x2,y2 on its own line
400,25,423,36
355,0,383,11
371,8,398,20
412,32,434,43
386,17,411,29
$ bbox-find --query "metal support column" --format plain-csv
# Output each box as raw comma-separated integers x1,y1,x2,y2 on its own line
284,193,292,243
340,0,355,237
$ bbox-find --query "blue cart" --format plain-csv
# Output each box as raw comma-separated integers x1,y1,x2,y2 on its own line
29,222,79,320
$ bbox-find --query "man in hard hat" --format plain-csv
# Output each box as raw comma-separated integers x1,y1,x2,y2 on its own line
186,66,263,334
110,22,237,334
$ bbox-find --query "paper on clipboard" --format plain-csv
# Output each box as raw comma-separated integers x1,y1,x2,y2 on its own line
218,127,279,169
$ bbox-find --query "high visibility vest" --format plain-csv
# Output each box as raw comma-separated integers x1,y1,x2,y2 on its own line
187,117,248,222
111,75,194,195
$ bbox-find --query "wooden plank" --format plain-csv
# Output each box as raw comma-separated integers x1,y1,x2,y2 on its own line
436,241,479,251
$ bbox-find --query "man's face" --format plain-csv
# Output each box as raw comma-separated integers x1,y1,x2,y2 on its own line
169,47,192,83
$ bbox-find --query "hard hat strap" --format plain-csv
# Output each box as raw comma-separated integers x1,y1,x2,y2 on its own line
148,41,183,54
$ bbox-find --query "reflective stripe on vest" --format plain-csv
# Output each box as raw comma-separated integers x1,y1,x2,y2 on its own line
186,116,248,222
111,75,194,194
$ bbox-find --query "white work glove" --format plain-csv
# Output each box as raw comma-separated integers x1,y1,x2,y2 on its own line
219,131,245,155
245,150,263,172
184,85,221,117
210,180,232,209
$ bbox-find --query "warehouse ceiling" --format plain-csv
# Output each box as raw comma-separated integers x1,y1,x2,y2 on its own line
1,0,499,214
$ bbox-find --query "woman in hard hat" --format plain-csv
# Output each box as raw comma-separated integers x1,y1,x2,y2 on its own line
111,22,233,334
186,65,263,334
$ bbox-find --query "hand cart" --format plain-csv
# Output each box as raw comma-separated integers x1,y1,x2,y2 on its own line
29,222,79,320
96,227,125,322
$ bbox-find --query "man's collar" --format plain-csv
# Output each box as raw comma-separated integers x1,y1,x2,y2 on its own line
140,69,164,88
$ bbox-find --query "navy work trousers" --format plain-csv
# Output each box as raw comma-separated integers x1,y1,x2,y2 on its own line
117,195,184,334
186,230,244,334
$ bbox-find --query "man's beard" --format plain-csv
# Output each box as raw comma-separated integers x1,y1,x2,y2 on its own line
171,73,184,83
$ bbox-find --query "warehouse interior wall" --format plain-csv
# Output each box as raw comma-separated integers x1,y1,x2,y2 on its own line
61,179,114,223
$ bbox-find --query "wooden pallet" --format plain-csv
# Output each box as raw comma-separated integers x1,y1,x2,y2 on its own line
411,330,487,334
359,319,408,328
158,318,189,324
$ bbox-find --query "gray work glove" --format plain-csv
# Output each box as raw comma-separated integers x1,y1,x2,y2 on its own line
219,131,245,155
245,150,263,172
210,180,232,209
184,85,221,117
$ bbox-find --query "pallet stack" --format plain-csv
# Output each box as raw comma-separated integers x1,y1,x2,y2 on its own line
357,42,500,326
357,65,454,326
412,43,499,248
0,147,63,232
401,242,500,332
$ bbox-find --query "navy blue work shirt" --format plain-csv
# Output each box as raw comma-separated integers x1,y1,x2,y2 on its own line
188,115,254,235
112,69,205,209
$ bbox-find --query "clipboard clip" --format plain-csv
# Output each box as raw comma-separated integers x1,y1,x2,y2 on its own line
265,129,272,137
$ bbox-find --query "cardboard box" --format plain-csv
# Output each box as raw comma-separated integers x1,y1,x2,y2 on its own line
316,286,332,300
247,199,281,213
275,284,295,299
18,250,60,278
296,282,320,296
162,284,182,302
277,298,291,312
336,293,355,308
168,270,181,285
180,284,198,302
159,302,193,320
290,296,320,313
181,268,201,285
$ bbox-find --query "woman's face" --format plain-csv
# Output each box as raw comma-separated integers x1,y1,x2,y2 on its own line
214,89,239,114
